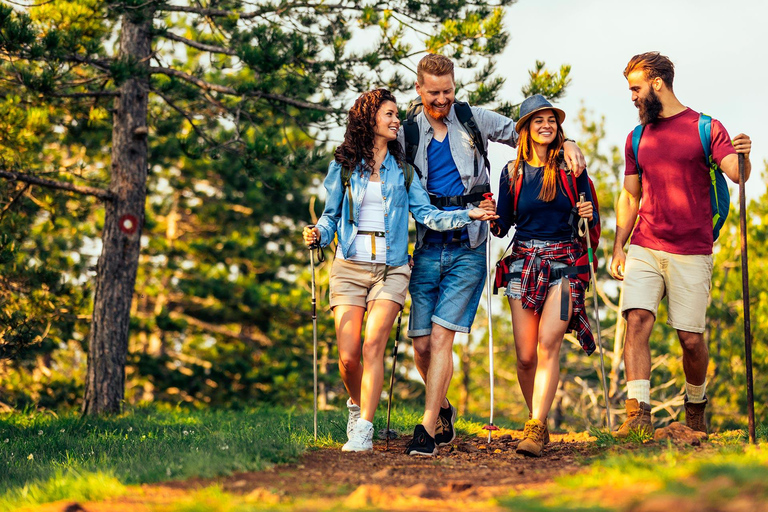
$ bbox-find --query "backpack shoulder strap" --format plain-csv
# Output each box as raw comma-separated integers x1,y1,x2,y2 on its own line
509,160,523,219
403,98,423,168
402,162,415,192
558,162,578,207
631,124,644,179
340,164,354,224
698,113,712,162
454,101,490,177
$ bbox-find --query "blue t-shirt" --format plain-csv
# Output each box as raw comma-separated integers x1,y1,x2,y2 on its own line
494,161,598,241
424,134,468,243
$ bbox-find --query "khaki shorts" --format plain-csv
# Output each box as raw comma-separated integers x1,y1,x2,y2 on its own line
621,245,713,333
329,257,410,309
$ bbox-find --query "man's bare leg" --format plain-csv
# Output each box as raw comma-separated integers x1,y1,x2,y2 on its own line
413,334,450,411
678,330,708,386
421,324,456,437
623,308,655,381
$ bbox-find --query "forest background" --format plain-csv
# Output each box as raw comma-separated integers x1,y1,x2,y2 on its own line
0,0,765,434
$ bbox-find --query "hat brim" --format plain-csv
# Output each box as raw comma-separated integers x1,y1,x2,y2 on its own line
515,106,566,133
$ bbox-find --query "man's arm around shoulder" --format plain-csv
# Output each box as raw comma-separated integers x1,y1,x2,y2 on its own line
470,106,517,147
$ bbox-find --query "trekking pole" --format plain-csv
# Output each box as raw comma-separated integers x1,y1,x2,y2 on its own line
385,309,404,451
579,193,612,430
308,225,324,442
737,154,756,444
481,192,499,443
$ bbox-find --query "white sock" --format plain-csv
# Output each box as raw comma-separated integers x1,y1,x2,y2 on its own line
356,418,373,431
627,380,651,405
686,381,707,403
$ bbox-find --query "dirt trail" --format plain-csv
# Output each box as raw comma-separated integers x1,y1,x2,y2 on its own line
27,428,605,511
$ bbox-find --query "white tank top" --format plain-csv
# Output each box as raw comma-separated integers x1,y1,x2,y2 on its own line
336,181,387,263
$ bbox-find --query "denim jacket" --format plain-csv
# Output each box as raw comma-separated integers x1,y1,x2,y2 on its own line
397,104,518,249
315,152,474,267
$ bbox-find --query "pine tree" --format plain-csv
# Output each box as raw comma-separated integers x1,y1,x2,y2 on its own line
0,0,516,413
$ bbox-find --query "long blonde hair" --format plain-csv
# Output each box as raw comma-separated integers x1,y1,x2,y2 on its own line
511,115,566,202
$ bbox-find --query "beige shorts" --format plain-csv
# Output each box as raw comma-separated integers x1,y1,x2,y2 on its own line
329,257,410,309
621,245,713,333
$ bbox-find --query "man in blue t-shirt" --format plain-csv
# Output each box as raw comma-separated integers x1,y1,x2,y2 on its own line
399,54,587,456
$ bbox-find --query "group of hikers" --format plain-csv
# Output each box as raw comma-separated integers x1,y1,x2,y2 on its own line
302,51,752,457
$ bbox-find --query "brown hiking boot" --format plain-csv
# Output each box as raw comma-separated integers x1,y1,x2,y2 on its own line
614,399,654,439
517,419,546,457
529,412,550,445
684,397,708,438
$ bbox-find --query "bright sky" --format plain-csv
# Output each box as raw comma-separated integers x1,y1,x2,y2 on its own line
487,0,765,199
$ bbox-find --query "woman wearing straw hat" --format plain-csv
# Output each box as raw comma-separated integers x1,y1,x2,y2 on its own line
303,89,497,453
491,94,599,457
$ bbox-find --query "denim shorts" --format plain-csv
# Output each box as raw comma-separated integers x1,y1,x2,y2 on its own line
407,241,487,336
504,239,568,300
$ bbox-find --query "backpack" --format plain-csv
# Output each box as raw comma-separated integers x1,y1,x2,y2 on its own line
339,162,415,224
493,160,600,290
631,113,730,241
403,98,490,178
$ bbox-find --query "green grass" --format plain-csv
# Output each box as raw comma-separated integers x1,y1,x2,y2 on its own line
2,404,764,512
500,429,768,512
0,404,466,510
0,405,340,510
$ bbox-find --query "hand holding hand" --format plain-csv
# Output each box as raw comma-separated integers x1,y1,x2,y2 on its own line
477,197,496,213
303,226,321,247
469,206,499,221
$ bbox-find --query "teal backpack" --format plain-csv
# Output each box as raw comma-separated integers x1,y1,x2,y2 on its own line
631,114,730,241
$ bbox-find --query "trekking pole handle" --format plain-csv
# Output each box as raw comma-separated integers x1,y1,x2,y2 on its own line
306,224,321,250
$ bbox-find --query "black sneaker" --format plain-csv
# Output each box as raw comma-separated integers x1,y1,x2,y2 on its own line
434,401,457,446
404,424,437,456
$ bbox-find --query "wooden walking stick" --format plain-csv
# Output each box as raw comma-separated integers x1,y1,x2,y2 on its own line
737,153,756,444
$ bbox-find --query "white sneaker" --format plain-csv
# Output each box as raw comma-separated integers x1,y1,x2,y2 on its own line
342,419,373,452
346,398,360,440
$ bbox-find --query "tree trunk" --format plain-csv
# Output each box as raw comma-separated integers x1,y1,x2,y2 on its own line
83,10,152,415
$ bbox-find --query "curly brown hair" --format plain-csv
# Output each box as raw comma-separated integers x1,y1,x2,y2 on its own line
334,89,404,175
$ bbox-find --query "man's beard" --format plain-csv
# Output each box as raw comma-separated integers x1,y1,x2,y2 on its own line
423,100,452,120
637,88,663,126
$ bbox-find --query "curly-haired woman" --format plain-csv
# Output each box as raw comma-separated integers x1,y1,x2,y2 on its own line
491,95,599,457
303,89,496,452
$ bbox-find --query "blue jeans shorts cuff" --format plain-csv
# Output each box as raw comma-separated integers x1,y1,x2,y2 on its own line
432,316,471,334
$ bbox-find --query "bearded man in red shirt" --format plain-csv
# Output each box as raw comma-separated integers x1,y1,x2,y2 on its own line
610,52,752,437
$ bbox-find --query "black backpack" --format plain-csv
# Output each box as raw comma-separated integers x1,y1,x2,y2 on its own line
403,98,491,178
339,162,415,224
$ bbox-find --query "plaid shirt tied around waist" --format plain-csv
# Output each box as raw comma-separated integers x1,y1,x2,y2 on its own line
509,239,595,355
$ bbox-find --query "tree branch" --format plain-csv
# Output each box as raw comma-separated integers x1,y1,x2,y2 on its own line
168,311,273,348
151,87,217,146
149,66,335,112
50,91,120,98
0,170,114,201
161,31,237,56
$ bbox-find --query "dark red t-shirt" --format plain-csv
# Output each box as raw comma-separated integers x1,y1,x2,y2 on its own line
624,108,735,255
